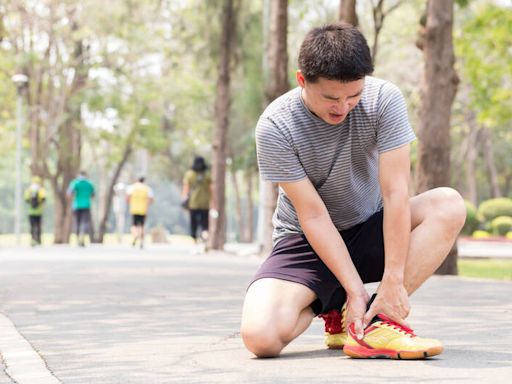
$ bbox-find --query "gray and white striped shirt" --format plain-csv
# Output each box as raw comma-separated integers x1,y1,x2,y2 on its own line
256,76,416,245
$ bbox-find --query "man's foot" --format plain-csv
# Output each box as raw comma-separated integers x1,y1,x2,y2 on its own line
343,314,443,359
318,302,347,349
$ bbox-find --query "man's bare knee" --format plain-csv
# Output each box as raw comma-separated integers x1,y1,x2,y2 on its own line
241,325,282,358
434,187,466,234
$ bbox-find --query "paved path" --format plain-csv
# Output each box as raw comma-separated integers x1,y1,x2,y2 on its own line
0,245,511,383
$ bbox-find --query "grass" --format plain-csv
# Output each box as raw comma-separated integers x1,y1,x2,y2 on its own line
458,258,512,281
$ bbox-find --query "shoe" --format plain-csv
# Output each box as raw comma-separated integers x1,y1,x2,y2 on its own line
318,302,347,349
343,313,443,359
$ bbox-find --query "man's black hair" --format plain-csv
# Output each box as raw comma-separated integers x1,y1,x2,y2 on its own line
138,176,145,183
298,23,374,83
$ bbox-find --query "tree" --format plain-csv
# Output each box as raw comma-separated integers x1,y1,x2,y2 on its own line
415,0,459,274
209,0,238,250
455,4,512,201
370,0,402,64
339,0,358,26
260,0,289,255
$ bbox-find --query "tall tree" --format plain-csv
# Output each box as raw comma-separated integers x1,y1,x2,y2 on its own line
210,0,238,250
261,0,289,255
339,0,358,26
370,0,402,64
415,0,459,274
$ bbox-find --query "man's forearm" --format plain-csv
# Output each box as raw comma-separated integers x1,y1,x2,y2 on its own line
300,213,365,297
382,192,411,283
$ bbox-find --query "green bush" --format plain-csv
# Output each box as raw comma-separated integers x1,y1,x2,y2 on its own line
461,200,479,236
478,198,512,222
472,230,491,239
490,216,512,236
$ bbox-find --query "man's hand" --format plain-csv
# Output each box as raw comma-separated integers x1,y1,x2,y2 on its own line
346,290,370,340
363,281,410,328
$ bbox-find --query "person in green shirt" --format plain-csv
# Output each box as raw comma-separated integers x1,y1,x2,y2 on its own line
24,176,46,246
181,156,213,245
67,171,95,247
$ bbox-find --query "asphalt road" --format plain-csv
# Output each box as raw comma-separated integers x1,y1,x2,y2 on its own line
0,245,511,383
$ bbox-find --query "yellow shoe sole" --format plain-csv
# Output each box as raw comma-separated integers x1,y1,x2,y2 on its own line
343,345,443,359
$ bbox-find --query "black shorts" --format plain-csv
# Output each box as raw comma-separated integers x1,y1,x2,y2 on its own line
132,215,146,226
249,210,385,315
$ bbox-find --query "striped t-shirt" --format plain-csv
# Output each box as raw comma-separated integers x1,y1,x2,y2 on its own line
256,76,416,245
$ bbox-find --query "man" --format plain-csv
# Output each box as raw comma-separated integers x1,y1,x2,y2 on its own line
24,176,46,246
127,176,154,249
67,171,95,247
241,23,466,359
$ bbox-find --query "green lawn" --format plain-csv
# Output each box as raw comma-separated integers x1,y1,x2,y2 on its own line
458,258,512,281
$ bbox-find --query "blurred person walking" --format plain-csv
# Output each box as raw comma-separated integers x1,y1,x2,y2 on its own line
67,171,95,247
23,176,46,246
182,156,213,249
127,176,154,249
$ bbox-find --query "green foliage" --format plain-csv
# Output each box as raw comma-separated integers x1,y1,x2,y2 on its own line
456,4,512,128
490,216,512,236
461,200,479,236
478,198,512,222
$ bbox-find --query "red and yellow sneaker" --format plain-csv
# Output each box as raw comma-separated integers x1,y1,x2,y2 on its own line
343,314,443,359
318,302,347,349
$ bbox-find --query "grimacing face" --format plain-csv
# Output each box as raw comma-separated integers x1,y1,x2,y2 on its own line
296,70,365,126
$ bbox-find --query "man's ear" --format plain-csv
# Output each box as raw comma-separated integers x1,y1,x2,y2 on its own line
296,70,306,87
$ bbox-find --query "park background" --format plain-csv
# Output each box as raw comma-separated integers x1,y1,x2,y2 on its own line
0,0,511,276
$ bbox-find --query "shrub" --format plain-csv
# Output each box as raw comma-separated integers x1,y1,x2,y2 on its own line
461,200,479,236
490,216,512,236
477,198,512,222
472,230,491,239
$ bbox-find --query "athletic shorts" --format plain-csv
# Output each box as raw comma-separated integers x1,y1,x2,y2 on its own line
249,210,385,315
132,214,146,226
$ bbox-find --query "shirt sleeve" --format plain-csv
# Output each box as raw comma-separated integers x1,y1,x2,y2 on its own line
376,84,416,153
255,117,307,183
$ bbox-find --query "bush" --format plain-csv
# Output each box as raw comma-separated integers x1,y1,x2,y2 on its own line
490,216,512,236
477,198,512,222
461,200,479,236
472,230,491,239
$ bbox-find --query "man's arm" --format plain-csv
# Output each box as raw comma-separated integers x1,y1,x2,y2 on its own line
363,144,411,328
280,179,369,339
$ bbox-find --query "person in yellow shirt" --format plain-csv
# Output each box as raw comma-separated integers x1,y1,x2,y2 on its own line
126,176,154,249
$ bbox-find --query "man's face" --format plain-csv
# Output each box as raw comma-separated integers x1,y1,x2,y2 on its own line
296,71,365,125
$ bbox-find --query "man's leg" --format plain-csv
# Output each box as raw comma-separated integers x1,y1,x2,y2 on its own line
240,278,316,358
35,216,42,244
404,187,466,294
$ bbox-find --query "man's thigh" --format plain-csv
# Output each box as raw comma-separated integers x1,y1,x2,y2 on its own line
242,278,316,328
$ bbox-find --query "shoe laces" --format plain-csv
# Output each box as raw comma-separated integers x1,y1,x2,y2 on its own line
376,314,416,337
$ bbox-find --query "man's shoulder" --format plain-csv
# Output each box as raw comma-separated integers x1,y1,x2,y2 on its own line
260,87,301,121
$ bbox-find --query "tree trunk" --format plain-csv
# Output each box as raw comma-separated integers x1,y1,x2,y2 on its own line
339,0,358,26
243,171,254,243
209,0,237,250
231,168,243,242
97,144,132,243
261,0,289,256
481,127,502,198
416,0,459,275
